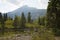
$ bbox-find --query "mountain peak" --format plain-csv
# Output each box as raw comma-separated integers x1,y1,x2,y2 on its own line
7,6,47,19
22,5,28,7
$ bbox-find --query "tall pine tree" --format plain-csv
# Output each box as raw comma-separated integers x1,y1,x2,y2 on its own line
1,17,5,35
38,17,41,25
4,13,7,21
13,15,19,33
13,15,18,31
27,12,31,23
47,0,60,36
0,12,2,22
38,17,45,26
0,13,5,35
20,12,26,29
47,0,57,28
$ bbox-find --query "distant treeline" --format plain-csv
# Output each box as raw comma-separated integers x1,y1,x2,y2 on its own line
0,12,45,34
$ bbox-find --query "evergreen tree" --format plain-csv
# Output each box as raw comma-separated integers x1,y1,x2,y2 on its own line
47,0,57,28
47,0,60,36
1,17,5,35
41,17,45,26
0,12,5,35
13,15,18,32
56,0,60,36
4,13,7,21
8,17,13,20
56,0,60,29
13,15,18,28
20,12,26,29
38,17,41,25
27,12,31,23
38,17,45,26
0,12,2,22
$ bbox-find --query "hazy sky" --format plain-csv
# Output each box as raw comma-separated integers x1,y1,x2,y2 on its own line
0,0,49,13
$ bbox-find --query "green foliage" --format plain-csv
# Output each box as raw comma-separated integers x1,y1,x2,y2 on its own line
3,13,8,21
0,10,56,40
38,17,41,25
41,17,45,26
0,22,2,28
13,15,20,28
37,16,45,26
46,0,60,36
26,23,39,28
1,17,5,35
32,26,55,40
47,0,57,28
0,12,2,22
20,12,26,28
5,19,13,28
27,12,31,23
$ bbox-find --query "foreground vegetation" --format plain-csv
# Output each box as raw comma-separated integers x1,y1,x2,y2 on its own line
0,12,55,40
0,0,60,40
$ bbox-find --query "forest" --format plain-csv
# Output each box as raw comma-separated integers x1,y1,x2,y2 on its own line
0,0,60,40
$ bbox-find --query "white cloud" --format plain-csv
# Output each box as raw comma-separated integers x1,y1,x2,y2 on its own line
0,0,49,13
15,0,48,9
7,0,25,6
0,0,19,13
6,0,48,9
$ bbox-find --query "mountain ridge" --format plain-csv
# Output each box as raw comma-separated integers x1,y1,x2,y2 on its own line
7,5,47,19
